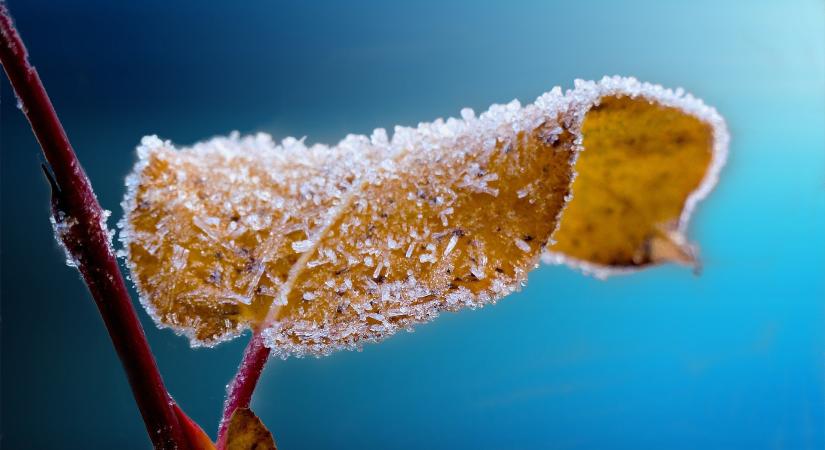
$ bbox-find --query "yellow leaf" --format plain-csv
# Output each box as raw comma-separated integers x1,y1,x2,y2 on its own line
225,408,277,450
544,79,728,277
120,77,728,354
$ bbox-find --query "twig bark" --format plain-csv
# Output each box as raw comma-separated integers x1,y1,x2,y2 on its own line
0,4,188,449
216,331,271,449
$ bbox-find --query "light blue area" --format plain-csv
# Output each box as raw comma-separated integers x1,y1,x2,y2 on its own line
1,0,823,448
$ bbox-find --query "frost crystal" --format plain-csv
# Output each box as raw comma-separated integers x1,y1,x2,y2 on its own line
541,76,729,278
291,240,313,253
171,245,189,270
514,238,531,253
444,234,459,256
50,211,80,268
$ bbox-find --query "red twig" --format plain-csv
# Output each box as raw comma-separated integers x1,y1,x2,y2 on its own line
0,4,188,449
216,332,271,449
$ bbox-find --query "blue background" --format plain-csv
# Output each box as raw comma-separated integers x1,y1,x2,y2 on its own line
2,1,823,449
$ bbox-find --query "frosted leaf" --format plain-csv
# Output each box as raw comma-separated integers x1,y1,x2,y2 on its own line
120,76,728,354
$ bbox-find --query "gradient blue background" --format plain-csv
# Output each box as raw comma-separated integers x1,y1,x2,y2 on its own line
2,1,823,449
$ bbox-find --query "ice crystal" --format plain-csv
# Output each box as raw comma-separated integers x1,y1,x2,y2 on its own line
50,210,80,268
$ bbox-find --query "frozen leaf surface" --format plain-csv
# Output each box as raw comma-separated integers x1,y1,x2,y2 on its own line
120,132,386,344
262,100,577,357
120,76,728,355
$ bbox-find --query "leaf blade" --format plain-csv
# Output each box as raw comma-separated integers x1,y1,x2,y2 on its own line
224,408,276,450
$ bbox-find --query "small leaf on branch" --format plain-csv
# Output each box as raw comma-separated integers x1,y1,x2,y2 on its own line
225,408,277,450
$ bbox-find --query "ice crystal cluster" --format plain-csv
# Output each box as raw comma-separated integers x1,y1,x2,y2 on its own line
119,76,728,357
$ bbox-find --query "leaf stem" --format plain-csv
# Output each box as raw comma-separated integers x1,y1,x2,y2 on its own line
216,331,271,449
0,4,188,449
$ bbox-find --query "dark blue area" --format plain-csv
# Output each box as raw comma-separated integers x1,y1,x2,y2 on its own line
2,0,823,448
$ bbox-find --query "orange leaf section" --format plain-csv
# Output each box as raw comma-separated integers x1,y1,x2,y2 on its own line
548,95,715,273
265,125,575,356
121,134,385,345
224,408,276,450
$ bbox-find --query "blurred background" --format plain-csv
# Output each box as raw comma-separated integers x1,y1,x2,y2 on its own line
2,1,823,448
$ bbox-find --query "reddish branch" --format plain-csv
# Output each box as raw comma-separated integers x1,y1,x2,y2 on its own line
216,331,271,449
0,4,189,449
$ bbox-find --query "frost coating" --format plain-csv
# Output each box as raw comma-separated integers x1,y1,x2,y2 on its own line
51,208,114,269
50,210,80,268
120,76,728,355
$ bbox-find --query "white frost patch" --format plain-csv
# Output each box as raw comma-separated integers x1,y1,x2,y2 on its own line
517,183,534,199
458,166,500,197
373,261,384,279
419,253,436,264
387,236,401,250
